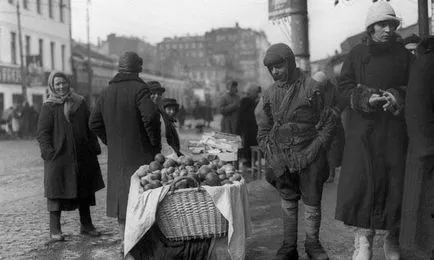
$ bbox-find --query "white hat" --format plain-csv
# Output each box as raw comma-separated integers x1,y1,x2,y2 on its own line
365,1,401,29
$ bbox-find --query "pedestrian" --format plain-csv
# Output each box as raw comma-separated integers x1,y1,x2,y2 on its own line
20,101,32,138
334,2,413,259
400,36,434,259
11,103,22,138
147,80,166,105
204,94,214,128
177,104,186,129
161,98,183,158
37,70,105,242
312,71,345,183
89,51,160,255
236,84,260,168
255,43,337,260
219,80,240,134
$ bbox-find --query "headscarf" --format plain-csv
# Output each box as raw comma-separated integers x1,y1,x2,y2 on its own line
45,70,84,123
118,51,143,73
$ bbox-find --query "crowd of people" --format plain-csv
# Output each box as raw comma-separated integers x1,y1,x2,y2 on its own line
31,1,433,259
1,102,40,139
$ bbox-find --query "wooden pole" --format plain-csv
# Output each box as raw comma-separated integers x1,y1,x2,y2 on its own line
418,0,429,38
16,1,27,103
86,0,93,106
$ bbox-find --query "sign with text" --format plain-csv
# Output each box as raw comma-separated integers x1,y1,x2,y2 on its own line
0,65,22,84
268,0,306,20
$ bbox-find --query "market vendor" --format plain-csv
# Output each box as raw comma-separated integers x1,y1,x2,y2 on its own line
255,43,338,260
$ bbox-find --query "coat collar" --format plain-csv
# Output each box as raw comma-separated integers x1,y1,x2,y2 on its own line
109,72,145,84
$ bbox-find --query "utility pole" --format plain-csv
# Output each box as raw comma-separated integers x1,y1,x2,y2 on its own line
431,0,434,35
289,0,310,72
418,0,430,38
16,1,27,103
86,0,93,106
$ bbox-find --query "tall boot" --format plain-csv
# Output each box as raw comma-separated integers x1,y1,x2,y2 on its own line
118,218,126,255
49,211,65,241
353,228,375,260
304,205,328,260
384,230,400,260
275,200,299,260
79,203,100,237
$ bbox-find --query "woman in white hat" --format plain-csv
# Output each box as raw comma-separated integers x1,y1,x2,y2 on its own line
335,1,413,260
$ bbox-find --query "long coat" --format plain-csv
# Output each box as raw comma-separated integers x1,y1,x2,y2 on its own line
37,100,104,199
400,38,434,251
219,93,240,134
89,72,160,219
335,39,413,230
236,96,258,161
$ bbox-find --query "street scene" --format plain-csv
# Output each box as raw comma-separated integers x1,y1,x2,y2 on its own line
1,0,434,260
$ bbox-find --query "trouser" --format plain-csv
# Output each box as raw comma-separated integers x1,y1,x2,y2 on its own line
265,152,329,206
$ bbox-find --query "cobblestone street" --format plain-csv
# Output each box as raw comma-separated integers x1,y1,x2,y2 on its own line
0,126,430,260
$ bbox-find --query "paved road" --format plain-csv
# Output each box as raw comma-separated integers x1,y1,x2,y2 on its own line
0,134,429,259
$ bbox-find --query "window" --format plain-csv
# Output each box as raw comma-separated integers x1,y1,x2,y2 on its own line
10,32,17,64
25,35,31,57
38,39,44,66
59,0,64,22
48,0,53,18
12,94,23,105
36,0,41,14
50,41,55,69
23,0,28,9
61,44,65,71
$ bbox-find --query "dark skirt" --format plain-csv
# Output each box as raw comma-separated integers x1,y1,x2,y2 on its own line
47,195,96,212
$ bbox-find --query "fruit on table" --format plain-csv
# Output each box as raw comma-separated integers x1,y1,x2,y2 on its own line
139,154,244,192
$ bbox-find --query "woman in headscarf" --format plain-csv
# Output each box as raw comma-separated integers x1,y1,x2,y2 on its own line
37,71,105,242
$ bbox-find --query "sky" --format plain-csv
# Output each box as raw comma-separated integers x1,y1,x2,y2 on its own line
70,0,422,61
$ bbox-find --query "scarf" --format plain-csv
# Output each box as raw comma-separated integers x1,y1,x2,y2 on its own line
45,70,84,123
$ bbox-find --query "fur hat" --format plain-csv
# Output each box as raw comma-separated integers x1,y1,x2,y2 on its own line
365,1,401,29
118,51,143,73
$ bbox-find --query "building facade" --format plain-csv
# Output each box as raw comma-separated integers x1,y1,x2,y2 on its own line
0,0,72,113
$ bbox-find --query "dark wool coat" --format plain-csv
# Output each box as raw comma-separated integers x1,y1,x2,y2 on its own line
335,39,413,230
236,96,258,161
89,73,160,219
37,100,104,199
400,38,434,251
219,93,240,134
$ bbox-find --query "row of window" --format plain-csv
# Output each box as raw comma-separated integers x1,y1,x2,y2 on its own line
8,0,66,23
10,32,66,71
159,42,205,50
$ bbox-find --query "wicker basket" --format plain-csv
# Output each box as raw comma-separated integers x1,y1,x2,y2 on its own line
156,176,228,241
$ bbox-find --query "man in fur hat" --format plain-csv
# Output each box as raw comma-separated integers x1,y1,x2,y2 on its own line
255,43,337,260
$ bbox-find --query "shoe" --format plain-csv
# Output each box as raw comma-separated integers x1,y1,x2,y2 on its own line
275,200,299,260
50,233,65,242
80,225,101,237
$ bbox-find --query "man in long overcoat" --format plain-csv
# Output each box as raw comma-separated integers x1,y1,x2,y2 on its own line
89,52,160,253
400,37,434,259
255,43,337,260
219,80,240,134
335,2,413,259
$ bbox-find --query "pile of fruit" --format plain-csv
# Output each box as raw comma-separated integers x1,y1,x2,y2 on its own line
138,154,244,192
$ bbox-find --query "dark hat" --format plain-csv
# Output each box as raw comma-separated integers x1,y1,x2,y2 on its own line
163,98,179,109
147,81,166,93
118,51,143,73
226,80,238,89
263,43,295,67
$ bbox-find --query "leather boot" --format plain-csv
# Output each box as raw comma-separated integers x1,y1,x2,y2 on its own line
384,230,401,260
353,228,375,260
274,200,299,260
304,205,328,260
79,204,101,237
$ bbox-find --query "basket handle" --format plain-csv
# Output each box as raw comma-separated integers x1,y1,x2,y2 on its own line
169,176,201,193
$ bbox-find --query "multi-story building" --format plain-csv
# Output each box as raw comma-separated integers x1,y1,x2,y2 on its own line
0,0,72,113
99,33,157,73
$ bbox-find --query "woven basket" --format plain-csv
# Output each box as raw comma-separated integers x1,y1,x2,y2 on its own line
156,176,228,241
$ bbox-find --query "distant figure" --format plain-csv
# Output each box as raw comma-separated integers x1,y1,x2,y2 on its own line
236,84,261,167
89,51,160,255
161,98,183,157
37,70,105,242
11,104,22,138
219,80,240,134
204,94,214,128
312,71,345,183
177,105,186,129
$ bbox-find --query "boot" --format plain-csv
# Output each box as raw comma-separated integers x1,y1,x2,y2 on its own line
384,230,401,260
49,211,65,242
353,228,374,260
79,203,101,237
119,219,126,255
304,205,328,260
275,200,299,260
